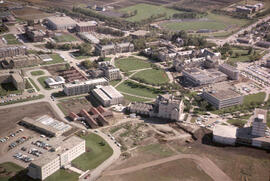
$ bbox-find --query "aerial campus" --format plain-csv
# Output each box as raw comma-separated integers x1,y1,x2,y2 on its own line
0,0,270,181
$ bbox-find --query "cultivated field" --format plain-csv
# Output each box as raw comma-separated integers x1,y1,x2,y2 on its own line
12,7,51,20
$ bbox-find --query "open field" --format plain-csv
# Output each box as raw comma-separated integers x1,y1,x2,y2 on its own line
41,54,65,65
115,56,151,72
122,93,151,102
2,34,20,45
57,96,92,116
132,69,169,85
0,102,61,137
72,133,113,171
243,92,266,105
12,7,51,21
116,80,162,98
160,12,250,32
53,33,78,43
30,70,45,76
228,47,262,63
118,3,183,22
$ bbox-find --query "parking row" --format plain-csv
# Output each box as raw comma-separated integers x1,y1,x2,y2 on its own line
0,129,24,143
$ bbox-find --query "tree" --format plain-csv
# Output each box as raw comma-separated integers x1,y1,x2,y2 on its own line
82,60,97,69
78,43,92,56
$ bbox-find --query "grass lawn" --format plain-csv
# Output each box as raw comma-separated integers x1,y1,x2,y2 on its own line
227,119,247,127
29,78,40,91
57,103,68,116
30,70,45,76
139,143,174,157
2,34,20,45
115,56,151,72
42,54,65,65
0,162,23,181
53,33,77,42
72,133,113,171
123,93,151,102
116,80,162,99
228,47,262,63
161,12,250,32
110,80,121,87
119,3,183,22
0,83,21,96
45,169,79,181
37,76,52,90
243,92,266,105
132,69,169,85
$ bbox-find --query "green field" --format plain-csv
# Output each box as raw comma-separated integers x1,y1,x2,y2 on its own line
132,69,169,85
29,78,40,91
110,80,121,87
72,133,113,171
42,54,65,65
116,80,162,99
227,119,247,127
228,47,262,63
2,34,20,45
119,3,183,22
161,13,250,32
53,34,77,42
45,169,79,181
243,92,266,105
123,93,151,102
30,70,45,76
37,76,52,90
115,56,151,72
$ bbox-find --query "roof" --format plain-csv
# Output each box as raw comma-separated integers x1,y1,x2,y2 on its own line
206,89,242,101
93,85,123,101
76,21,97,27
64,78,108,88
46,16,77,26
219,63,239,73
254,109,267,123
213,125,237,139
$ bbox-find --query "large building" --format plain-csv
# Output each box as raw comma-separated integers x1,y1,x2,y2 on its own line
0,70,25,91
46,16,77,30
213,125,237,146
129,94,184,121
75,21,97,32
0,46,26,58
95,43,134,56
93,61,121,81
19,115,72,137
1,54,41,69
251,109,267,137
202,88,243,109
92,85,124,107
45,76,65,88
28,136,85,180
219,64,240,80
25,26,45,42
182,68,227,86
63,78,109,96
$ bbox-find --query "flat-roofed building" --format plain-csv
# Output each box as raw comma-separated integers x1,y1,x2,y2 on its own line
25,26,45,42
0,45,26,58
46,16,77,30
45,76,65,88
1,54,41,69
202,88,243,109
63,78,108,96
28,136,85,180
213,125,237,145
256,41,270,48
92,85,124,106
0,70,25,91
19,115,71,137
251,109,267,137
219,63,240,80
95,43,134,56
236,6,252,14
76,21,97,32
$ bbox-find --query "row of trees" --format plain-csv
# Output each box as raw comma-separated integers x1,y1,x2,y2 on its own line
171,30,208,47
97,27,124,37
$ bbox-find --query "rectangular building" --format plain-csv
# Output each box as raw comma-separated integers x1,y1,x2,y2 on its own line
213,125,237,146
28,136,85,180
219,64,240,80
75,21,97,32
202,89,243,109
46,16,77,30
1,54,41,69
0,70,25,91
0,46,26,58
251,109,267,137
92,85,124,107
95,43,134,57
63,78,109,96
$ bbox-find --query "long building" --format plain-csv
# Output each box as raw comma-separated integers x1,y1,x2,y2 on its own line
95,43,134,56
92,85,124,107
28,136,85,180
1,54,41,69
0,45,26,58
63,78,108,96
202,88,243,109
75,21,97,32
46,16,77,30
218,64,240,80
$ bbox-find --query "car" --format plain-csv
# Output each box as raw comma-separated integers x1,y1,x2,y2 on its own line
94,130,98,133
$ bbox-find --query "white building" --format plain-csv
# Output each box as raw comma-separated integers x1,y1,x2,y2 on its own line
46,16,77,30
27,136,85,180
45,76,65,88
213,125,237,146
251,109,267,137
92,85,124,106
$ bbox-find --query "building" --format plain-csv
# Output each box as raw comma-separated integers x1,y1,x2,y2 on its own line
75,21,97,32
130,30,149,39
0,45,26,58
92,85,124,106
213,125,237,146
266,59,270,68
256,41,270,48
129,94,184,122
19,115,71,137
201,49,221,60
25,26,45,42
237,38,252,44
95,43,134,56
251,109,267,137
28,136,85,180
45,76,65,88
0,70,25,91
60,67,87,83
39,54,53,62
202,88,243,109
182,68,227,86
46,16,77,30
1,54,41,69
63,78,109,96
236,6,252,14
96,61,121,81
219,64,240,80
77,32,100,44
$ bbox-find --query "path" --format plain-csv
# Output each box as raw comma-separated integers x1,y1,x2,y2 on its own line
103,153,232,181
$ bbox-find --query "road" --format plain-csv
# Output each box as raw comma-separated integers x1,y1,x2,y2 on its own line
103,153,232,181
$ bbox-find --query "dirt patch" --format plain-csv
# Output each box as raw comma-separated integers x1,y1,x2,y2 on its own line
42,64,67,76
12,7,51,20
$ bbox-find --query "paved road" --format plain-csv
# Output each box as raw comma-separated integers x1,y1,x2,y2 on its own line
103,153,232,181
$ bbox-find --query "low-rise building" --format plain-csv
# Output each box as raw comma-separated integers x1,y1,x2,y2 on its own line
75,21,97,32
213,125,237,146
256,41,270,48
27,136,85,180
95,43,134,56
1,54,41,69
63,78,109,96
77,32,100,44
0,45,26,58
25,26,45,42
45,76,65,88
219,64,240,80
46,16,77,30
92,85,124,107
236,6,252,14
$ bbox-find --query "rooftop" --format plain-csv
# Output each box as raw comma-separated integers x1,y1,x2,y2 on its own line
46,16,77,25
213,125,237,139
76,21,97,27
206,89,242,100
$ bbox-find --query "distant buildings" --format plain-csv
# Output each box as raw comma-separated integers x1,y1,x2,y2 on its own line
28,136,85,180
63,78,109,96
95,43,134,56
92,85,124,107
129,94,184,122
0,70,25,91
75,21,97,32
256,41,270,48
0,45,26,58
46,16,77,30
202,88,243,109
213,125,237,146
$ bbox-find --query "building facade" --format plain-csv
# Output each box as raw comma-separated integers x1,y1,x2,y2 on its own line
75,21,97,32
219,64,240,80
46,16,77,30
95,43,134,56
0,46,26,58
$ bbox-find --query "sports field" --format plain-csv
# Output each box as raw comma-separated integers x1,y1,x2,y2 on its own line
53,33,77,42
115,56,151,72
132,69,169,85
119,4,183,22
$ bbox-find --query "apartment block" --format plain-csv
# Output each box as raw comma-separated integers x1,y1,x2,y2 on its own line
0,46,26,58
219,63,240,80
